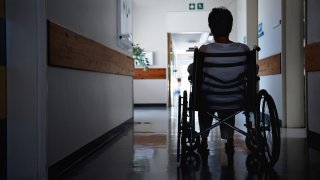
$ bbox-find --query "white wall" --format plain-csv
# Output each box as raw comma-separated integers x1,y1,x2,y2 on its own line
47,0,130,56
236,0,247,44
237,0,259,50
6,0,47,178
260,75,283,119
48,68,133,165
258,0,282,59
133,0,237,104
258,0,284,121
283,0,304,127
134,80,167,104
258,0,304,127
246,0,258,49
47,0,133,165
307,0,320,133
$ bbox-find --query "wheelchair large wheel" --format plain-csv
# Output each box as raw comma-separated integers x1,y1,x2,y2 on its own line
177,95,182,162
256,89,281,167
180,91,189,157
181,91,200,154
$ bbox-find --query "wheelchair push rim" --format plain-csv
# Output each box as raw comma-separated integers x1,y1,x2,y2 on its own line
181,91,200,153
256,89,281,168
177,95,182,162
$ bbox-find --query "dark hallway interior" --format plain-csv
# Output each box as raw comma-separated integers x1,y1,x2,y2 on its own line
2,0,320,179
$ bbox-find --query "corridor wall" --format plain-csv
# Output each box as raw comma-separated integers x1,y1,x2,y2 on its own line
258,0,284,122
306,0,320,135
0,0,5,178
236,0,247,45
6,0,47,178
47,0,134,166
258,0,305,127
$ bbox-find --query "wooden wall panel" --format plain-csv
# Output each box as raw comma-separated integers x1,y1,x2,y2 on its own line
257,53,281,76
48,21,134,76
305,42,320,72
134,68,166,79
0,66,5,119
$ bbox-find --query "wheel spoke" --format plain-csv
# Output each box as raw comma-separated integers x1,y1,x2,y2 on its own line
256,90,281,167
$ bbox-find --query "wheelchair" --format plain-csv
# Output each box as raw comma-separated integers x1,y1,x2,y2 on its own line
176,46,281,171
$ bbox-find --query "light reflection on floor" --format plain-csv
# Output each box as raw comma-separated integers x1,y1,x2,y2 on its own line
56,105,320,180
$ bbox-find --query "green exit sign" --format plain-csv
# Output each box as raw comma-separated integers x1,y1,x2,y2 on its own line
189,2,204,10
189,3,196,10
197,3,204,10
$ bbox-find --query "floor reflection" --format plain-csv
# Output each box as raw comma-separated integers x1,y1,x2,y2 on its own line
56,105,320,180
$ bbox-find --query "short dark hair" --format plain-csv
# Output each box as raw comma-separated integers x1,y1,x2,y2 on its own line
208,7,233,37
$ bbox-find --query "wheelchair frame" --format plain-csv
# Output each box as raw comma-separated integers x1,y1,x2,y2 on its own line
177,46,281,170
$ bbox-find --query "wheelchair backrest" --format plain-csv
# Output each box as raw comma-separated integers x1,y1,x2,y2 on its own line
191,47,259,112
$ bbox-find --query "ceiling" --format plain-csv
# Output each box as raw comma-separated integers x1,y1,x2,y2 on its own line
171,32,212,53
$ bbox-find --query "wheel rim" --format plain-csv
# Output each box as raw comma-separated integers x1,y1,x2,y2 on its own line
177,95,182,162
257,90,281,167
181,90,200,153
181,92,188,156
260,97,273,161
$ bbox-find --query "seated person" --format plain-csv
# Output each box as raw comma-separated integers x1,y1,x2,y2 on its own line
188,7,251,153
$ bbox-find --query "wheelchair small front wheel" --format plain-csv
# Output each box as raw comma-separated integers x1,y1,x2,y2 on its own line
245,136,258,152
181,129,200,152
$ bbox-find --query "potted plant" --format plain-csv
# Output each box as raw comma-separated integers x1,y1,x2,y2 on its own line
133,44,149,71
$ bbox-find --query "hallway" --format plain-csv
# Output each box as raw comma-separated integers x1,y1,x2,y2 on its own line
54,106,320,180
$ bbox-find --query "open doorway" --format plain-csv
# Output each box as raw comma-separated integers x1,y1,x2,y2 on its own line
167,32,211,107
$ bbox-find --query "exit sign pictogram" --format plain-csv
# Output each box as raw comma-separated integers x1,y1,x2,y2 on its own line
189,2,204,10
197,3,204,10
189,3,196,10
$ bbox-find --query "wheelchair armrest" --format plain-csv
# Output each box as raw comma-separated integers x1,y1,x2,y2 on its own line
253,45,261,52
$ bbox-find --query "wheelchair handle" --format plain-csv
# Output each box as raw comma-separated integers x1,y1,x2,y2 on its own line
253,45,261,52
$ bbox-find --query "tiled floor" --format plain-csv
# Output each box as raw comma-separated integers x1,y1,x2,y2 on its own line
57,106,320,180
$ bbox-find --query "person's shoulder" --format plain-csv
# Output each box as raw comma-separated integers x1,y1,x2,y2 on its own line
233,42,250,51
199,44,208,52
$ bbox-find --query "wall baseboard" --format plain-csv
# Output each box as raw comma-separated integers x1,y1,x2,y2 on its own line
134,103,167,107
307,130,320,151
48,118,133,179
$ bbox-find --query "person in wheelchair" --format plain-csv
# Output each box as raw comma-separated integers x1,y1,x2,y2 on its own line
187,7,255,154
